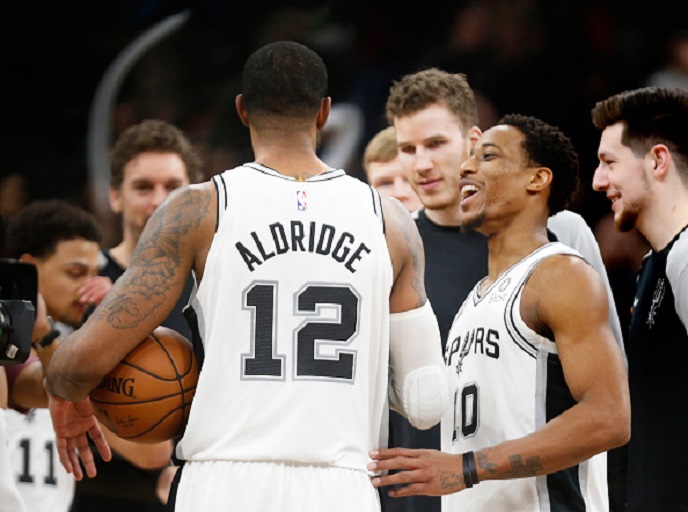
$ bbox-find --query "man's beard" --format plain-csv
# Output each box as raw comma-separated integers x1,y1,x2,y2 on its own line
615,208,639,233
615,195,643,233
460,211,486,234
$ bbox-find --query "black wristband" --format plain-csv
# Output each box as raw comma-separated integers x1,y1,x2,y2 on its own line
462,452,474,488
33,317,60,348
465,450,479,485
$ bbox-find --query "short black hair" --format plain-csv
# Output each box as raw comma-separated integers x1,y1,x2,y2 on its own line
241,40,328,122
5,200,102,259
499,114,580,215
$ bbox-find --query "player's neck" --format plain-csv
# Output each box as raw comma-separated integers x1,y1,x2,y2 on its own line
639,187,688,251
423,202,463,227
108,237,137,269
253,150,330,180
484,227,550,287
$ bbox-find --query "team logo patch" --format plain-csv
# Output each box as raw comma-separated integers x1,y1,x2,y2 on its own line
647,277,665,328
498,277,511,292
297,190,307,211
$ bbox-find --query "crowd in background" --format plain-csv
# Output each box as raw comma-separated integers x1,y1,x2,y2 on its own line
5,1,687,210
3,4,688,511
3,0,687,311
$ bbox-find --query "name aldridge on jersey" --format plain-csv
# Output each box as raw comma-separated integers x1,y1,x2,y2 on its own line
235,219,372,273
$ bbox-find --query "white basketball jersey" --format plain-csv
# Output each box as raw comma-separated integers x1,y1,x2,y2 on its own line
178,164,393,471
443,242,608,512
6,408,75,512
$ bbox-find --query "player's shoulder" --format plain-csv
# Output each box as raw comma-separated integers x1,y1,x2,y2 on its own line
667,225,688,283
672,225,688,252
380,195,422,253
536,249,590,274
156,182,217,244
530,247,603,301
380,195,415,230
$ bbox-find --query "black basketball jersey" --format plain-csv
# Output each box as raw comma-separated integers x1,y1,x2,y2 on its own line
626,225,688,512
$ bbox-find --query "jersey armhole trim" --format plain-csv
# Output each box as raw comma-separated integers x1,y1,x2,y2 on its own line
212,174,228,233
368,186,385,235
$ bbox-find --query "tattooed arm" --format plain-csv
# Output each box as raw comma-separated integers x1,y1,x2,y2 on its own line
42,183,215,479
382,196,427,314
45,183,215,401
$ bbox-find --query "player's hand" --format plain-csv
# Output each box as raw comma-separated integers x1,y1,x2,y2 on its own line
79,276,113,306
368,447,466,497
47,391,112,480
31,293,52,341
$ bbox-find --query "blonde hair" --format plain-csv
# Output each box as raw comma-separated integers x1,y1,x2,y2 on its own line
363,126,398,177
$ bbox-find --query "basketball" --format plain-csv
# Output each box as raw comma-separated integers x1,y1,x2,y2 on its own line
89,326,198,443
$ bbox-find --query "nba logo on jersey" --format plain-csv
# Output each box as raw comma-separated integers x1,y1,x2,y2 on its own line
297,190,307,211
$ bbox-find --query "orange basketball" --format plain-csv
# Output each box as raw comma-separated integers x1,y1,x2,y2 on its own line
89,326,198,443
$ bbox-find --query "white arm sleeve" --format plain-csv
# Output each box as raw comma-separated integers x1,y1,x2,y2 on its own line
388,301,449,430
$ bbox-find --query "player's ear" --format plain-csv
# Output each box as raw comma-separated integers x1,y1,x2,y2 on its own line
649,144,670,179
109,187,122,214
527,167,553,193
467,126,482,149
235,94,250,127
316,97,331,130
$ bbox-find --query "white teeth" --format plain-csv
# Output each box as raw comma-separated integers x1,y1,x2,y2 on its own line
461,184,478,198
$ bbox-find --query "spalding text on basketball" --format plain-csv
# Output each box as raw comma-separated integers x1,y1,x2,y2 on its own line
98,376,136,398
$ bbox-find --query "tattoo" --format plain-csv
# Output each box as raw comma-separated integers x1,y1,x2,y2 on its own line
476,450,498,476
504,454,542,478
474,450,541,481
439,471,466,491
395,202,427,307
95,187,210,329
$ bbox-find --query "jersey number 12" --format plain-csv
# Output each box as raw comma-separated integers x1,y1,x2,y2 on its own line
241,282,359,382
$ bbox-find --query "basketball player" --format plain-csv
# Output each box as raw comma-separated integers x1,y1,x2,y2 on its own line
73,118,204,512
591,86,688,512
95,118,204,340
1,369,27,512
4,199,103,512
380,67,627,512
368,114,631,511
0,285,53,512
363,126,423,212
44,40,449,512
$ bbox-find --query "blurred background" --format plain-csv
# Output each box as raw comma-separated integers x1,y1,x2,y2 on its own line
4,0,688,237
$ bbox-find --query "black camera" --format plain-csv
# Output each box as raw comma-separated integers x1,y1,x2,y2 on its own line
0,259,36,365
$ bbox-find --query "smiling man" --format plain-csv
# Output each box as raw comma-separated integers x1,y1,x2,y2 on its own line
363,126,423,213
591,86,688,512
43,41,448,512
4,199,103,512
369,115,630,512
381,68,627,512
